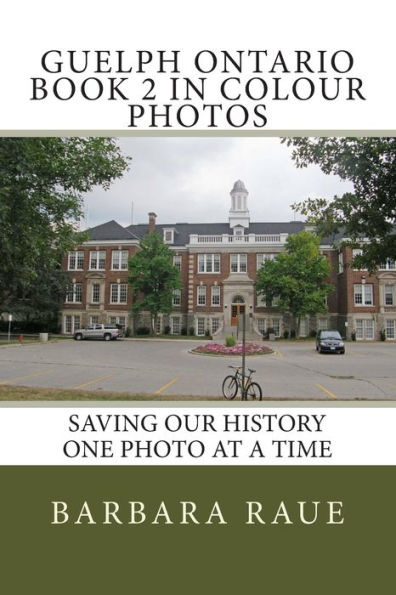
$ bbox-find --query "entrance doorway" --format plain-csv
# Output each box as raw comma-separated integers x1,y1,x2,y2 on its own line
231,295,245,326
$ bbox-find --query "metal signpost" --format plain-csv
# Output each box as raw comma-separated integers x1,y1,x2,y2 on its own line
241,313,246,400
8,314,12,342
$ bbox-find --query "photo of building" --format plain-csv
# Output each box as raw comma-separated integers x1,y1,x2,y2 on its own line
62,180,396,341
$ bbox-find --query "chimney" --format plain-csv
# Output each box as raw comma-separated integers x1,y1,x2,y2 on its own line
148,212,157,233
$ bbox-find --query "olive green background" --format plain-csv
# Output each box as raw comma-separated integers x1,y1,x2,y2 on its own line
0,466,394,594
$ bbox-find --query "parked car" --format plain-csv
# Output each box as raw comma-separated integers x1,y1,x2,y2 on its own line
316,330,345,354
74,324,120,341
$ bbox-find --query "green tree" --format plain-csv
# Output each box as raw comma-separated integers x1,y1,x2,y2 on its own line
283,137,396,270
129,233,181,335
256,231,332,336
0,137,129,317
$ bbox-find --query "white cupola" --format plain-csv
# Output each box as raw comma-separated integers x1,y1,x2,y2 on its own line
229,180,250,229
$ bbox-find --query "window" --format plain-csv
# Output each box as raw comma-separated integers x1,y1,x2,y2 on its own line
111,250,128,270
198,254,220,273
354,284,373,306
256,253,276,270
356,319,374,340
351,249,367,271
257,318,266,335
211,318,220,334
109,316,126,331
211,285,220,306
173,255,182,271
380,258,396,271
318,318,328,331
110,283,127,304
64,314,80,334
66,283,82,303
299,317,308,338
197,317,205,336
338,252,344,273
386,320,395,340
172,289,181,306
90,315,99,325
230,253,247,273
234,227,244,238
68,251,84,271
385,285,394,306
271,319,281,337
256,292,266,307
89,250,106,270
171,316,181,334
91,283,100,303
163,229,174,244
197,285,206,305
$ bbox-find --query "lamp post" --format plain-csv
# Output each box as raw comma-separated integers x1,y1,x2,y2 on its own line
7,314,12,342
241,312,246,400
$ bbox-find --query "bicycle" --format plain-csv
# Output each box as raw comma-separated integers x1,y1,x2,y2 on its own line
222,366,262,401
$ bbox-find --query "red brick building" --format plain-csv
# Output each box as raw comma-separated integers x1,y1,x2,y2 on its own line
61,181,396,340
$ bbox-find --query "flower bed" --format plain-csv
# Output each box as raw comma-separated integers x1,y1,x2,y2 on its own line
191,342,273,356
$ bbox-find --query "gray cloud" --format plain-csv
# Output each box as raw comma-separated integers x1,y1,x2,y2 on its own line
82,137,353,228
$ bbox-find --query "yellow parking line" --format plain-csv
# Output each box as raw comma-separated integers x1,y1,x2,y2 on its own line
73,374,114,389
154,376,179,395
0,370,51,385
315,383,338,400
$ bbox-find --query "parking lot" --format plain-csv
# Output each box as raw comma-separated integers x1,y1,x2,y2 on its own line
0,338,396,400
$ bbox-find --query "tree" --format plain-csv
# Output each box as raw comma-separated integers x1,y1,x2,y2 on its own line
256,232,332,336
128,233,181,335
0,137,129,316
283,137,396,270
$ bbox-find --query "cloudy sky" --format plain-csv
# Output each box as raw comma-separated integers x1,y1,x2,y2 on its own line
82,137,353,229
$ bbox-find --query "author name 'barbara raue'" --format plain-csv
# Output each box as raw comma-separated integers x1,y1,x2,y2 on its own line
51,499,344,526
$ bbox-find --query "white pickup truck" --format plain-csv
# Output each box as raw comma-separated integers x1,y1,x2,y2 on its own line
74,324,120,341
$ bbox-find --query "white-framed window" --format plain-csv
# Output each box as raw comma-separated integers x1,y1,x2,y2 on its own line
91,283,100,303
197,254,221,273
386,319,396,340
338,251,344,273
196,317,205,336
385,285,395,306
318,318,328,331
170,316,181,334
356,319,374,340
230,253,247,273
90,315,99,325
110,283,127,304
271,318,281,337
197,285,206,305
163,229,174,244
380,258,396,271
111,250,128,270
109,316,126,331
66,282,82,303
354,284,373,306
64,314,81,334
68,251,84,271
351,249,367,271
172,289,181,306
89,250,106,270
211,318,220,334
211,285,220,306
256,253,276,270
257,318,266,335
173,255,182,271
299,317,309,337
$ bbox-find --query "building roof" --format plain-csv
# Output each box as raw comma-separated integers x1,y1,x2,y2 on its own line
85,220,139,241
231,180,248,193
126,221,308,246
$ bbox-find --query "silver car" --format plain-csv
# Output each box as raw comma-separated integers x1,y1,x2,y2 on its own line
74,324,120,341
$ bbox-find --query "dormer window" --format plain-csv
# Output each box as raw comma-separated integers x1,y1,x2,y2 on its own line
163,228,174,244
234,227,244,237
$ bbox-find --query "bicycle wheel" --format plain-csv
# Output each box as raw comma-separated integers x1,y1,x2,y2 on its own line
245,382,262,401
222,375,238,400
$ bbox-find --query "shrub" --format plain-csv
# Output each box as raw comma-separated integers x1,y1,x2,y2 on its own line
125,327,131,337
136,326,150,336
181,327,187,336
309,329,317,338
225,335,236,347
283,329,289,339
205,329,211,338
380,329,386,341
351,330,356,341
164,325,171,335
290,329,296,339
189,326,195,336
